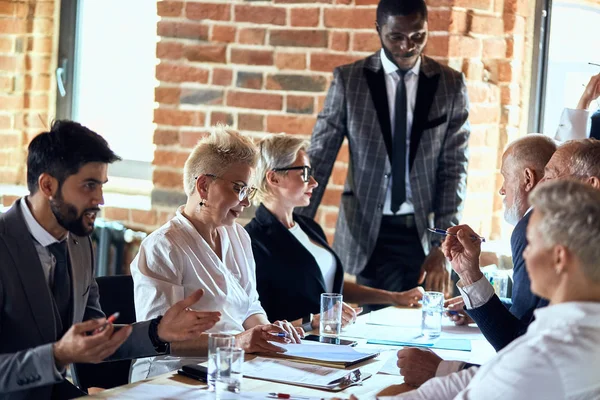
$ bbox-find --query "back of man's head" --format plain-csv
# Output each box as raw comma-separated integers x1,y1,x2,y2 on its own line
27,120,121,194
376,0,428,26
567,139,600,182
506,134,557,178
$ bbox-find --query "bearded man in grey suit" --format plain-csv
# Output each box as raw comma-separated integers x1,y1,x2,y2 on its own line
0,121,221,399
297,0,470,309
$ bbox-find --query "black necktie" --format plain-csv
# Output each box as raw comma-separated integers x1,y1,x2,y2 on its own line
391,70,407,214
47,241,72,334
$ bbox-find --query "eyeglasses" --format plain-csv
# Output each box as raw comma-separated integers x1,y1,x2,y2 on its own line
197,174,257,202
272,166,313,183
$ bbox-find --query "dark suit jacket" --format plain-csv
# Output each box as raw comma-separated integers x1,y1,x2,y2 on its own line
0,200,159,399
466,210,549,352
296,52,470,276
590,110,600,140
245,204,344,323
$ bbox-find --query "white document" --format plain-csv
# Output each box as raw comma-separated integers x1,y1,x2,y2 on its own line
270,340,379,364
108,383,286,400
243,357,352,387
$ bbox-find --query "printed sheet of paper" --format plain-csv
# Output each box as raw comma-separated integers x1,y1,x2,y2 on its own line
243,357,352,386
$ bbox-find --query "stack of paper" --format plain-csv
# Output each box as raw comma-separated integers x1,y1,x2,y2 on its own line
265,340,379,367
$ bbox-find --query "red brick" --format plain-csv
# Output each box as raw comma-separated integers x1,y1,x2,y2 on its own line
0,55,21,71
266,115,316,135
212,68,233,86
25,75,50,91
157,211,176,225
331,163,348,185
291,8,320,27
323,8,376,29
266,74,327,92
448,36,482,58
355,0,379,4
239,28,266,45
180,89,224,105
310,53,362,72
156,63,209,84
211,25,236,43
157,1,183,17
33,2,53,16
316,94,326,113
0,2,16,16
287,95,314,114
330,31,349,51
1,194,19,207
153,149,191,168
352,32,379,52
33,19,53,35
466,82,499,103
154,109,205,127
153,129,179,145
238,114,264,131
506,37,524,59
226,91,283,111
131,210,158,226
482,38,507,59
25,55,51,73
24,94,48,110
424,36,449,58
155,87,181,104
0,132,20,147
237,71,263,90
469,103,500,124
335,0,351,4
429,9,468,34
154,169,184,190
186,2,231,21
234,5,286,26
184,44,227,63
498,60,521,82
0,37,13,52
0,19,25,34
454,0,492,11
274,0,331,3
504,0,529,17
470,14,504,36
322,187,342,206
275,52,306,70
270,29,328,48
157,21,209,40
500,84,520,105
30,37,52,54
503,13,525,34
462,59,484,80
102,207,130,222
0,95,24,110
210,111,234,126
338,142,349,163
15,113,48,130
0,114,11,130
230,48,273,66
179,131,209,148
156,41,184,60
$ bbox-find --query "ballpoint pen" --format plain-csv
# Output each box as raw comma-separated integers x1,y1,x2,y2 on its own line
427,228,486,242
268,393,312,399
270,332,289,338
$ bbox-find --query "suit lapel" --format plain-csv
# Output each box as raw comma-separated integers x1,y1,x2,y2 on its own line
67,233,85,324
255,205,327,293
364,54,393,161
409,56,440,170
4,203,57,343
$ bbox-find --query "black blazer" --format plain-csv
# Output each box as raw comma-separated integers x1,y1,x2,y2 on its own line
245,204,344,323
466,210,548,352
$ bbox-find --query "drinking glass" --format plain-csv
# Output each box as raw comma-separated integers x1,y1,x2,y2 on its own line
208,333,234,391
215,347,244,399
421,291,444,339
320,293,343,338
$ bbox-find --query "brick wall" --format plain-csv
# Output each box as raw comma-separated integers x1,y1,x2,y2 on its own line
0,0,535,244
0,0,57,189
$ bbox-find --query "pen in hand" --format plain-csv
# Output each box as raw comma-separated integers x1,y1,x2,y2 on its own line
91,312,120,335
427,228,486,243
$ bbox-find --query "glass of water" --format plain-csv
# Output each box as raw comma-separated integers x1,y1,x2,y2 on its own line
320,293,343,338
421,291,444,339
215,347,244,399
208,333,234,391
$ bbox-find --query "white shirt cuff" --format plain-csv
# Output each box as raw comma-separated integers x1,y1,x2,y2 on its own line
457,277,495,309
555,108,590,141
436,360,466,377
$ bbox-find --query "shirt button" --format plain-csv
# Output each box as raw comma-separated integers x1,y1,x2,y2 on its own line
384,173,390,179
377,204,383,210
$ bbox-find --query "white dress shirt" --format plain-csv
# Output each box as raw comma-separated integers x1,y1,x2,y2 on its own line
554,108,591,141
288,223,336,293
130,207,266,381
388,302,600,400
380,49,420,216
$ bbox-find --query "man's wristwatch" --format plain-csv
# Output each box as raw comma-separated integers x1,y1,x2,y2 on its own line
149,316,170,354
301,314,313,332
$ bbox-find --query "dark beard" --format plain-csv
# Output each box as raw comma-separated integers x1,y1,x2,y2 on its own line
50,187,97,237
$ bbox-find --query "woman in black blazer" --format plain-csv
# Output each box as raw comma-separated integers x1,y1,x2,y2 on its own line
245,134,423,332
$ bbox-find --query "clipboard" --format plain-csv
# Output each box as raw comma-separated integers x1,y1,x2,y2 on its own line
245,367,371,392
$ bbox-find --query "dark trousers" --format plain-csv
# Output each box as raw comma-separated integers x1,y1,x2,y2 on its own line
357,215,425,313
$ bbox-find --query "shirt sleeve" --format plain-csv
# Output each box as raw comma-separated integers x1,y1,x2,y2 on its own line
436,360,466,377
382,367,479,400
130,233,185,321
554,108,590,141
236,225,266,320
457,276,495,309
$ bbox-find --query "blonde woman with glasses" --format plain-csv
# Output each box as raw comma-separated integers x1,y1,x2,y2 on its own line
130,126,302,381
245,134,424,333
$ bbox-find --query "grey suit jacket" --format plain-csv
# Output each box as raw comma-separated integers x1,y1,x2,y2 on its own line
0,200,158,399
296,53,470,275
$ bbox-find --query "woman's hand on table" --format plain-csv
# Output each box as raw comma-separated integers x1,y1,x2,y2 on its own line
388,286,425,307
235,323,294,353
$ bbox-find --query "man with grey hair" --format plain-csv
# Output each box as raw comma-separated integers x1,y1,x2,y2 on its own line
397,134,557,386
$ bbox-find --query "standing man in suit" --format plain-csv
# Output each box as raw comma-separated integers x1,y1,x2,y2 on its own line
0,120,221,399
555,73,600,141
297,0,470,307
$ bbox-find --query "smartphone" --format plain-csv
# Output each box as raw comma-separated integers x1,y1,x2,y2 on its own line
178,364,208,382
303,334,358,346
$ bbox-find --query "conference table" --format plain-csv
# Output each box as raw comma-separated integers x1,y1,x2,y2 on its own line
80,307,496,399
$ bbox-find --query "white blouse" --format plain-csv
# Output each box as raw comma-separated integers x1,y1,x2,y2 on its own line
288,223,336,293
130,207,265,381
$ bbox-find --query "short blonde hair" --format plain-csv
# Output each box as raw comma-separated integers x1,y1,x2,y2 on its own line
529,179,600,283
183,125,258,196
254,133,309,203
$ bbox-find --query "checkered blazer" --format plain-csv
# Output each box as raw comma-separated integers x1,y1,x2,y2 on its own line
296,52,470,276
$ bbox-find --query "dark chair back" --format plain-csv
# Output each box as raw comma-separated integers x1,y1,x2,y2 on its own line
71,275,135,393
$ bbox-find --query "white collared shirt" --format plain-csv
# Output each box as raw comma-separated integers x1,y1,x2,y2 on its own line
380,49,421,216
130,207,266,381
388,302,600,400
19,197,62,286
554,108,591,142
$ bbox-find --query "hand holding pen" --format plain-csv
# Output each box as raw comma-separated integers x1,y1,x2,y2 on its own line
440,225,483,284
428,228,486,243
